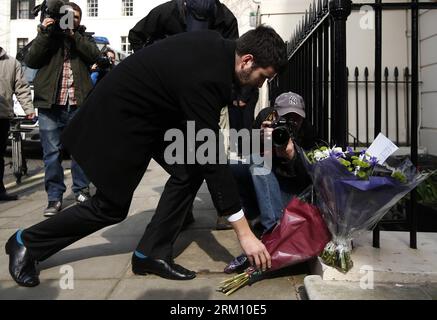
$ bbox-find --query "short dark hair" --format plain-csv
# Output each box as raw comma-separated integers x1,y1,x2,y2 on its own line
65,2,82,19
236,25,287,73
103,47,116,56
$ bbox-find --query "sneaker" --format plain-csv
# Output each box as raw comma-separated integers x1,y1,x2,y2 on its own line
43,201,62,217
75,189,91,204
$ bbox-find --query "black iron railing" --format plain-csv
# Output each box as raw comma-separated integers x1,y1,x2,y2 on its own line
272,0,437,249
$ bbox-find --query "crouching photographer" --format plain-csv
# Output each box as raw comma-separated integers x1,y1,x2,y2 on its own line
24,1,100,216
231,92,318,236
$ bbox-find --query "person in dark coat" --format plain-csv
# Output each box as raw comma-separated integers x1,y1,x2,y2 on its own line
5,25,287,287
129,0,239,230
128,0,239,52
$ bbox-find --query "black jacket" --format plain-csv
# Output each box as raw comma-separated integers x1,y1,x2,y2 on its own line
128,0,239,52
62,31,241,215
24,25,100,108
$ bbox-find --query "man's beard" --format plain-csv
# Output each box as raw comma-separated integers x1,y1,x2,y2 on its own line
236,67,254,87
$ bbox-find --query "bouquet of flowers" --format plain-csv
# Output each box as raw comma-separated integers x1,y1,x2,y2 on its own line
218,190,331,295
300,134,433,272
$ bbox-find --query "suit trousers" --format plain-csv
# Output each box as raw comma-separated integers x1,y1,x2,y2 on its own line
21,149,205,262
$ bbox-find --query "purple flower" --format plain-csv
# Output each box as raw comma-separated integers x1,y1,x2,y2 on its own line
347,147,354,154
370,156,378,167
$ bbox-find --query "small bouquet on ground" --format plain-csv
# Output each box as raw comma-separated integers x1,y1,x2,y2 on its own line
300,133,433,273
218,190,331,295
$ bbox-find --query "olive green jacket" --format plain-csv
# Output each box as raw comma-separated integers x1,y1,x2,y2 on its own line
24,25,100,108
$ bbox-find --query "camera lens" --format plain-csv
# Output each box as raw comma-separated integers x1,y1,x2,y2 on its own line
272,127,290,147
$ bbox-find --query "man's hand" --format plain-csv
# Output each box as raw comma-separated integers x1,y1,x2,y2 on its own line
231,216,271,271
42,18,55,28
275,138,296,160
239,233,271,271
261,120,273,141
233,100,247,108
25,113,36,120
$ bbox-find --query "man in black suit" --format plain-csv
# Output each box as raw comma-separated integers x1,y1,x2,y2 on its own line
5,25,287,287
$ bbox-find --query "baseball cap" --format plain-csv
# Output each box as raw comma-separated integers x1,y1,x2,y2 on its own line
274,92,306,118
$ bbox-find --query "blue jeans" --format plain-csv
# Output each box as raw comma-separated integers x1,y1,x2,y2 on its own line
39,105,89,201
230,158,294,232
250,163,294,232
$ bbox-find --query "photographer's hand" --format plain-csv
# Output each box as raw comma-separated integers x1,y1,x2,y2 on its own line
275,139,296,160
42,18,55,28
261,121,273,140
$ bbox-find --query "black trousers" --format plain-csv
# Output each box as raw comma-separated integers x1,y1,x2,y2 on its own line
0,119,10,194
22,149,204,262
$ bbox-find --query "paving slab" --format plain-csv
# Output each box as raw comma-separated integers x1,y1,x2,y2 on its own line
109,274,298,300
36,237,134,280
0,201,46,219
0,228,20,241
304,275,432,300
173,230,241,273
0,280,118,300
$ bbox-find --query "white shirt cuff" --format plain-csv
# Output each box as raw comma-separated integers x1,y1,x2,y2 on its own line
226,209,245,223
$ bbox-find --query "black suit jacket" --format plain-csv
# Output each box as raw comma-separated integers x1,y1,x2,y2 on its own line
62,31,241,215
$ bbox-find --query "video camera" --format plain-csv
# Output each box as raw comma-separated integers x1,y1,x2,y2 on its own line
32,0,71,33
271,117,299,148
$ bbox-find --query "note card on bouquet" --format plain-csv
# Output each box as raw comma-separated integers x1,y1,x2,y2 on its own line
367,133,399,164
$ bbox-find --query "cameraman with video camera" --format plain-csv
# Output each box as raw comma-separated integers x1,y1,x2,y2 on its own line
231,92,317,236
24,1,100,216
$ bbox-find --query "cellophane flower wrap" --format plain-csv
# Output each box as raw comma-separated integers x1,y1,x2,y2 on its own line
218,188,331,296
299,145,431,273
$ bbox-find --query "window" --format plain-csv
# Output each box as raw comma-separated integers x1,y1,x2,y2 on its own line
121,36,132,55
87,0,98,17
17,38,28,52
122,0,134,17
18,0,30,19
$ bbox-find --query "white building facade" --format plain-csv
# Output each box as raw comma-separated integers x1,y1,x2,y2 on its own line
0,0,257,58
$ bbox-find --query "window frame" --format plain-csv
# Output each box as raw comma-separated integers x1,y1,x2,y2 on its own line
121,0,134,17
87,0,99,17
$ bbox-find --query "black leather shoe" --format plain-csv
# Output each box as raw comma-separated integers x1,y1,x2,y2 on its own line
132,255,196,280
5,232,40,287
0,192,18,201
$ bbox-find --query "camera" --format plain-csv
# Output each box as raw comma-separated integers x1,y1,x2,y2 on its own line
32,0,70,33
96,56,112,70
271,117,298,148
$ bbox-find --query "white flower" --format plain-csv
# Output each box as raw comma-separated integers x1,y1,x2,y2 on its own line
314,150,329,161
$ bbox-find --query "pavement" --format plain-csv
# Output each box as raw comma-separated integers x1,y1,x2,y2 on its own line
0,159,308,300
1,155,437,300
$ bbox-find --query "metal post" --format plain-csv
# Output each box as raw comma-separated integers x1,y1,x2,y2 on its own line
373,0,382,249
329,0,352,147
324,20,330,142
410,0,419,249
